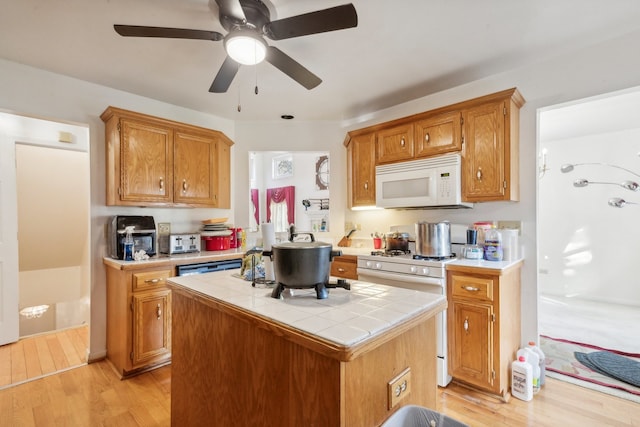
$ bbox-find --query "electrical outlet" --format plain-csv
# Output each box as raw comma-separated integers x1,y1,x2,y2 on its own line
387,368,411,409
497,220,522,235
158,223,171,235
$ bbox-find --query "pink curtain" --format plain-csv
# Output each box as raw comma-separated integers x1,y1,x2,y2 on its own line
250,188,259,225
266,186,295,225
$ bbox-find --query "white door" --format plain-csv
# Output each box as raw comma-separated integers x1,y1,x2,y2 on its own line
0,131,19,345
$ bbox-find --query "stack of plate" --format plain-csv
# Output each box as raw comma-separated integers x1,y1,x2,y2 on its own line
201,218,233,236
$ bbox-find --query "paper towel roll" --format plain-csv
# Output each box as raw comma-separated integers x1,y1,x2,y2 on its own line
264,259,275,281
261,223,276,281
261,223,275,251
501,229,519,261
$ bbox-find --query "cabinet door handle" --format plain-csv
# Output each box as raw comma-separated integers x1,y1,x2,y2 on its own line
424,132,430,143
400,137,405,147
145,278,161,284
337,268,346,273
463,317,469,333
463,285,479,292
182,179,187,193
364,181,369,190
159,177,164,191
476,167,482,180
156,304,162,319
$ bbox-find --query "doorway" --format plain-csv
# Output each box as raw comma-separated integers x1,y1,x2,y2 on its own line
537,87,640,355
16,144,91,338
0,112,90,351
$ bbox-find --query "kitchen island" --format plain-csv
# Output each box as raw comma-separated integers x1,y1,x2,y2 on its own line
167,271,446,427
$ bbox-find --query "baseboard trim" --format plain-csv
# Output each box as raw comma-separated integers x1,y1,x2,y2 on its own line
88,349,107,363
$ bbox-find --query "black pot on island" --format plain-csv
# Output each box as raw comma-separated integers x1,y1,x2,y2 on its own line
263,233,342,299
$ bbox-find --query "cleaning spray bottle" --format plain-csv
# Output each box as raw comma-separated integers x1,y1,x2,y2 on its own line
123,226,135,261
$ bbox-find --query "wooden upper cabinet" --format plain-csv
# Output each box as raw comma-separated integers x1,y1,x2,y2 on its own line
376,123,414,164
414,111,462,158
173,131,217,206
215,139,232,208
119,118,173,204
461,89,523,202
347,132,376,207
344,88,524,205
101,106,233,208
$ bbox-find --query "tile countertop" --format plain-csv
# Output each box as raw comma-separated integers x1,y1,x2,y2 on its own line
168,271,446,348
103,249,245,271
447,257,524,272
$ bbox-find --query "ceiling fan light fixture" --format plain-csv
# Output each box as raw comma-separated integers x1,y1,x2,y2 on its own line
225,31,267,65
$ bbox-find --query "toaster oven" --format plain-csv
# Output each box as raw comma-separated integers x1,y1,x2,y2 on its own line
108,216,157,260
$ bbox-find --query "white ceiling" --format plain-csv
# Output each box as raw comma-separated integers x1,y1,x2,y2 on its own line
1,0,640,121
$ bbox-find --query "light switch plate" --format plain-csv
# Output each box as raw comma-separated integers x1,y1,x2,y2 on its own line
158,223,171,235
497,220,522,235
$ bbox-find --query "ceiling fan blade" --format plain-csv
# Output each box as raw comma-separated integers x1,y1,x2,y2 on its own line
209,56,240,93
214,0,246,22
266,46,321,90
114,25,223,41
264,4,357,40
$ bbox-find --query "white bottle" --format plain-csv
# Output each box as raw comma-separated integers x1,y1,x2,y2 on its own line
517,348,540,394
512,356,533,401
528,341,546,387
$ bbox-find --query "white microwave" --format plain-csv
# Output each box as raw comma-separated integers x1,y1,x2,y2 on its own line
375,153,472,209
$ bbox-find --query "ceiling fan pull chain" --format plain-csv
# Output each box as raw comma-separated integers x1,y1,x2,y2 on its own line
255,65,259,95
237,84,242,112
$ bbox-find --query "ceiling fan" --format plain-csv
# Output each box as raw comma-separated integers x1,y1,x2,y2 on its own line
113,0,358,93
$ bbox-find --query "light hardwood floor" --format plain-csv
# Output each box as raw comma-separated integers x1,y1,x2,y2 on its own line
2,326,639,426
1,354,639,426
0,326,88,390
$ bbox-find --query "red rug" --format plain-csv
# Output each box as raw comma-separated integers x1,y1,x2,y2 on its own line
540,335,640,402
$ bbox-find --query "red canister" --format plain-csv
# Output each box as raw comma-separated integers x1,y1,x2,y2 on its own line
229,228,238,248
202,235,231,251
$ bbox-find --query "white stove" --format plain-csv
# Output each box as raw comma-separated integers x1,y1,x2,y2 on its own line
356,247,459,388
357,252,455,282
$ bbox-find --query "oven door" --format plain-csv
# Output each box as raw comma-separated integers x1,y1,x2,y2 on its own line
357,268,451,387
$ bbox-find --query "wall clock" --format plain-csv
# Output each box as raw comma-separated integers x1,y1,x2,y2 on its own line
315,155,329,190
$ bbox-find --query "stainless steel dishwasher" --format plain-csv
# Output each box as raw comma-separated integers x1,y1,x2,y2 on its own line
175,259,242,276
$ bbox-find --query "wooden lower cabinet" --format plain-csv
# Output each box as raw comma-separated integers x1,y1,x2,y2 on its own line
132,289,171,366
330,254,358,279
105,265,173,378
446,262,522,400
